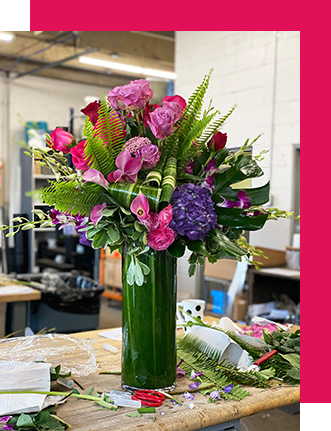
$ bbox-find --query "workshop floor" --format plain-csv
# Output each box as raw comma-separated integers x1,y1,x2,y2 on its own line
98,298,300,431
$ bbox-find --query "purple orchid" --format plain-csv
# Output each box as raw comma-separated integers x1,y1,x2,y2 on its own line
107,150,142,183
233,191,252,209
130,193,150,222
219,197,235,208
210,390,222,401
184,161,195,174
190,370,203,379
188,381,201,390
0,416,13,431
223,384,234,393
83,169,109,188
50,209,67,225
183,391,195,401
79,230,93,247
91,203,107,226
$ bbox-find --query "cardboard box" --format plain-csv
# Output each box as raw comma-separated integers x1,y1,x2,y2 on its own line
252,247,286,268
103,257,122,288
204,259,237,281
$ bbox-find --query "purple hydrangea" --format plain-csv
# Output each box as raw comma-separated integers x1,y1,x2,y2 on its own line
170,184,217,241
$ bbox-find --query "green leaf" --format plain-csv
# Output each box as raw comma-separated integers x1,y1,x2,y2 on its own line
134,221,145,232
94,400,118,410
137,407,156,414
16,413,36,428
135,260,144,286
11,216,23,222
72,388,80,394
85,387,94,395
92,230,107,249
103,208,118,217
215,207,268,231
138,261,150,276
132,230,141,240
188,264,197,277
126,413,142,417
278,353,300,369
107,226,121,243
6,231,17,237
168,239,186,258
210,229,248,257
258,368,276,380
286,368,300,381
214,182,270,206
187,240,209,256
126,255,135,286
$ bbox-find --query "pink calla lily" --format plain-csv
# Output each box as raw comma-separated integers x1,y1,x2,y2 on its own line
91,203,107,226
108,150,142,183
130,193,150,221
83,169,109,188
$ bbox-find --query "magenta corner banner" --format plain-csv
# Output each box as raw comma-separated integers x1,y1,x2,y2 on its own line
24,0,331,406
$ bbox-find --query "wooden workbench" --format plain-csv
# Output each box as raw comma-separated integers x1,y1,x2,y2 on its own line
53,317,300,430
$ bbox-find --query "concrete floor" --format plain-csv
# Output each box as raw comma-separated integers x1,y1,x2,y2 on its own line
98,298,300,431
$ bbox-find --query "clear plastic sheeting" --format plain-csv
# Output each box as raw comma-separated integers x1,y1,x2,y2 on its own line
0,334,97,376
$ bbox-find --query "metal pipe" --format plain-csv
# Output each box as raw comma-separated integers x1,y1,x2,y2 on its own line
11,47,98,80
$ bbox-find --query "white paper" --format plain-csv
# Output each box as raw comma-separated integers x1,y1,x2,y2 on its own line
248,301,277,317
0,361,51,415
0,285,35,295
98,328,122,341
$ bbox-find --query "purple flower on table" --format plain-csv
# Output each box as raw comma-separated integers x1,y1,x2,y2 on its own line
233,191,252,209
223,384,234,393
176,359,186,378
0,416,13,431
91,203,107,226
83,169,109,188
107,150,143,183
210,390,222,401
188,381,201,390
136,144,161,170
108,79,153,111
190,370,203,379
183,391,195,401
170,184,217,241
147,106,176,140
170,399,182,406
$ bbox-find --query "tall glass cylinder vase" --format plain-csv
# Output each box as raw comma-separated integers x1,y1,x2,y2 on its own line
122,248,177,391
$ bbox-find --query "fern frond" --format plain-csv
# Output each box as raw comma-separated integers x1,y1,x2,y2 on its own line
84,117,113,177
41,180,111,215
94,98,125,168
198,105,237,146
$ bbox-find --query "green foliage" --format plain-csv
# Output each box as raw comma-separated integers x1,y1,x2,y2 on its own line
83,117,113,177
8,410,67,431
198,105,236,146
41,180,110,215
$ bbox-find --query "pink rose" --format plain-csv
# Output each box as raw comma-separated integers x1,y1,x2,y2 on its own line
108,79,153,111
48,128,74,153
208,131,227,151
81,101,100,124
70,140,91,171
136,144,161,169
159,204,172,228
162,95,186,123
147,227,176,251
147,106,175,140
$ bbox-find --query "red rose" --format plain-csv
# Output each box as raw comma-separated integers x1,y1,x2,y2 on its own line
81,101,100,124
48,128,74,153
208,132,227,151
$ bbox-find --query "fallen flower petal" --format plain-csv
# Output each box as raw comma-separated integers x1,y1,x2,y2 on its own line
183,391,194,401
188,402,195,409
190,370,203,379
176,368,186,378
170,399,181,406
188,382,201,390
210,391,221,400
223,384,234,393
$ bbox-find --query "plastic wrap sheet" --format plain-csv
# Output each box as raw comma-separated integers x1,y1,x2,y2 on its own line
0,334,97,376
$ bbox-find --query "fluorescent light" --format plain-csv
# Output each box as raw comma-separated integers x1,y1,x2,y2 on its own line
0,32,15,42
79,56,176,80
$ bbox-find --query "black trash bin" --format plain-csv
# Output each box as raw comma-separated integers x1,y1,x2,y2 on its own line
29,273,104,334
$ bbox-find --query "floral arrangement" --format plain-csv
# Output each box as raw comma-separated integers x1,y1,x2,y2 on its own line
1,72,295,285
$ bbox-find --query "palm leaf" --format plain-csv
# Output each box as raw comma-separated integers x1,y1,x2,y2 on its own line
198,105,236,146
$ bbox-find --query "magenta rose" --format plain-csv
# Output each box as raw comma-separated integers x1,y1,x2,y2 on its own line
208,131,227,151
136,144,161,169
147,106,175,140
147,227,176,251
48,128,74,153
81,101,100,124
108,79,153,111
162,95,186,123
70,140,91,171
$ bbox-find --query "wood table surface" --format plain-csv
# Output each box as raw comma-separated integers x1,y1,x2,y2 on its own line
53,316,300,431
0,282,41,304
